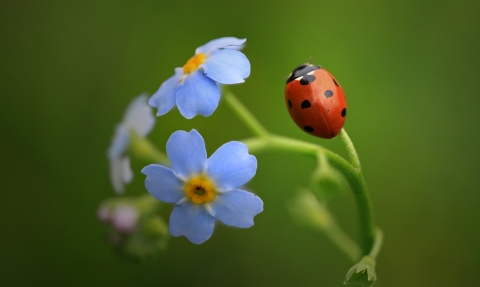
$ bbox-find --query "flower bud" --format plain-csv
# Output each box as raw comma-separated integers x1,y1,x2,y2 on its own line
311,162,346,201
111,204,139,234
97,194,169,260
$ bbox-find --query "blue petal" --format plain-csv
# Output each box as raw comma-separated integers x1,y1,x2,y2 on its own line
149,68,183,116
109,156,133,194
210,189,263,228
201,49,250,84
142,164,184,203
195,37,246,55
108,125,129,159
169,202,215,244
166,129,207,180
121,156,133,184
123,94,156,137
176,70,220,119
205,141,257,191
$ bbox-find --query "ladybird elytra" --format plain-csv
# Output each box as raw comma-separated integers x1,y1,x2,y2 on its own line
284,64,347,139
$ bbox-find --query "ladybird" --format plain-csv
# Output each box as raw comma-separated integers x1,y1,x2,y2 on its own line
285,63,347,139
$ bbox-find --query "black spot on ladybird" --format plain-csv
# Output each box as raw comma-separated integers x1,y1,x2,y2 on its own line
288,99,292,109
301,100,311,109
341,108,347,117
299,74,316,85
304,126,314,132
324,90,333,98
333,78,339,87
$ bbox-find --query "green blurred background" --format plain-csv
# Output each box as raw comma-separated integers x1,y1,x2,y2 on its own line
2,0,480,286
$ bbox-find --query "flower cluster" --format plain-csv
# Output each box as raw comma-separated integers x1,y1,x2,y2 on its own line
105,37,262,245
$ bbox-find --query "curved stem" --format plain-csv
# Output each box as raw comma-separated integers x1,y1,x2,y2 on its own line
224,91,377,256
340,129,361,171
243,136,376,254
369,228,383,258
243,135,355,178
342,169,375,254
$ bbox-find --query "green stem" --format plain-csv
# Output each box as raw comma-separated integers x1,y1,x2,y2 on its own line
290,191,361,262
343,169,375,255
325,218,362,262
129,132,169,164
223,91,377,256
243,136,376,254
369,228,383,258
223,89,269,137
340,129,361,170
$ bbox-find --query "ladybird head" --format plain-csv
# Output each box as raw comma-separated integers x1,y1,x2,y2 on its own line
286,64,321,84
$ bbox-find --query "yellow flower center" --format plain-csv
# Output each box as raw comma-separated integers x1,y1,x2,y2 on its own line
182,53,206,74
184,175,216,204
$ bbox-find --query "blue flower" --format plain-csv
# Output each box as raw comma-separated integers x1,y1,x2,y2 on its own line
108,95,155,193
142,129,263,244
149,37,250,119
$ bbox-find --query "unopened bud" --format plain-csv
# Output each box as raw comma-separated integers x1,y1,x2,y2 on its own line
111,204,139,234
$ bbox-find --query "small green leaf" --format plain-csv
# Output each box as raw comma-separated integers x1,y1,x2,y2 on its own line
344,256,377,287
313,167,343,198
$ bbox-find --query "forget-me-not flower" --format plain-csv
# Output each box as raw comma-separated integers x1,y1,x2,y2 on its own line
108,95,155,193
142,129,263,244
149,37,250,119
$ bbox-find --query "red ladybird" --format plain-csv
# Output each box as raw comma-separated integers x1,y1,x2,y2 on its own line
285,64,347,139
